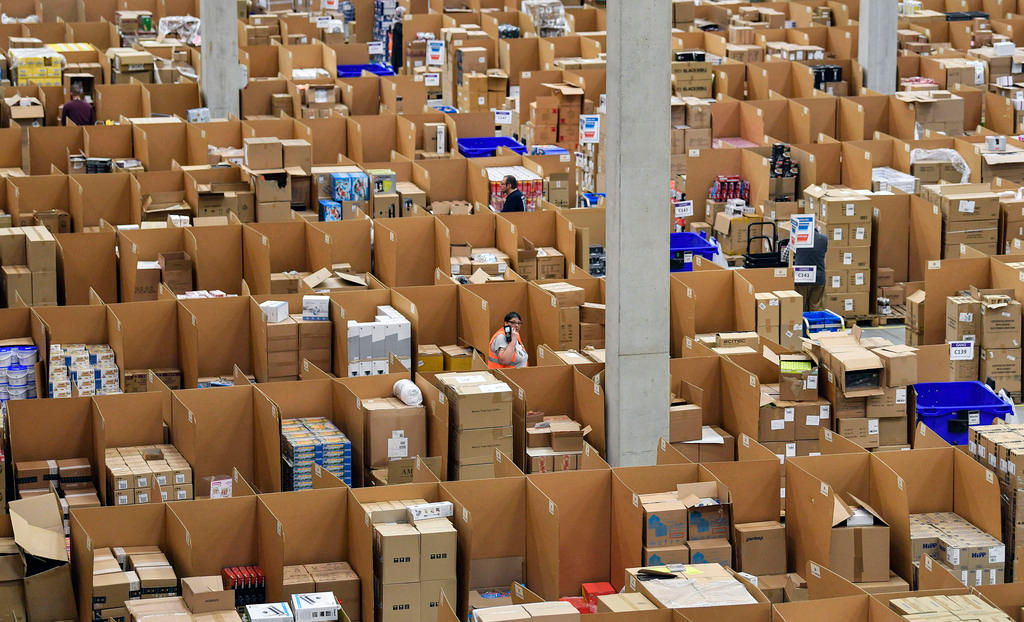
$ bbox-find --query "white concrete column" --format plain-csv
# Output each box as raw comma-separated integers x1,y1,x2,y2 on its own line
605,0,671,466
858,0,898,94
201,1,242,118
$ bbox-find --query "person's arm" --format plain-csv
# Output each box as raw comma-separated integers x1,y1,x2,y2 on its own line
494,331,518,365
60,106,67,126
88,104,95,125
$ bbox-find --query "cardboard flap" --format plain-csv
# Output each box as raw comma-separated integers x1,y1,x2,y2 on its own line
830,493,852,527
845,493,886,525
981,152,1024,165
9,495,67,563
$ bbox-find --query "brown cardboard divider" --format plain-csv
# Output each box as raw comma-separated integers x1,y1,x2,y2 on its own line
495,210,577,277
656,437,692,465
7,173,70,225
916,553,968,590
346,113,399,164
186,223,245,294
83,124,132,159
107,299,181,391
975,582,1024,618
457,281,550,355
498,365,606,467
177,295,253,388
133,119,190,172
307,217,373,275
171,384,257,492
923,256,992,344
242,220,325,295
330,288,396,376
70,173,133,229
374,216,450,287
257,487,352,602
773,594,905,622
440,476,528,617
130,169,186,224
243,117,313,143
92,391,166,504
165,495,272,578
910,421,951,449
9,395,94,490
554,207,604,274
819,427,870,456
805,561,868,599
525,469,612,599
57,231,117,305
872,447,1002,583
118,228,188,302
391,284,461,370
302,117,349,166
28,127,82,176
412,158,470,204
70,503,169,622
837,95,894,141
396,111,447,159
33,304,110,384
349,482,444,620
671,355,724,430
146,82,201,118
95,84,147,121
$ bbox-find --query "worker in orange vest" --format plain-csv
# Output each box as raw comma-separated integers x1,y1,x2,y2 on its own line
488,312,528,368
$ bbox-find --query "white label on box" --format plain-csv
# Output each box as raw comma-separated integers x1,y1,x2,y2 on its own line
843,252,853,265
855,227,866,240
786,442,796,457
979,445,987,458
949,341,974,360
806,415,819,426
868,419,879,435
388,433,409,459
580,114,601,143
959,200,976,213
827,276,838,289
821,404,830,417
854,273,865,286
781,487,786,499
992,546,1006,563
425,73,440,87
368,41,385,56
970,411,981,425
990,452,997,468
427,40,445,65
833,228,842,240
675,200,694,218
895,388,907,404
845,203,855,216
794,266,816,283
806,375,818,390
784,407,794,422
494,110,513,125
1001,458,1007,472
118,480,128,490
771,419,785,431
959,312,974,322
844,298,854,311
947,547,960,566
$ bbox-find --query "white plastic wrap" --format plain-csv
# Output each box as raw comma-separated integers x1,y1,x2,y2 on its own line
522,0,568,37
909,148,971,183
393,379,423,406
7,47,66,70
158,16,201,46
639,577,759,609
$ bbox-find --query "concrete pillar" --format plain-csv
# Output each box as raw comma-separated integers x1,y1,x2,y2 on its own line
858,0,897,94
201,1,242,118
605,0,671,467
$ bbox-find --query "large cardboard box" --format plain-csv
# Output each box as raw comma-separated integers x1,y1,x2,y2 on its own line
10,494,77,621
733,521,786,576
829,495,890,583
374,523,420,584
436,372,514,430
362,398,427,468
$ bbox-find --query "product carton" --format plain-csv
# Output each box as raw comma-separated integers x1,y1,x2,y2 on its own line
829,348,884,397
374,522,420,584
829,494,890,583
733,521,786,576
677,480,731,541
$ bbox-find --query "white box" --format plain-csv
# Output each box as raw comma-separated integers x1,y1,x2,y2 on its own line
246,603,294,622
348,362,359,377
346,320,360,363
372,360,388,375
358,361,373,376
290,593,339,622
260,300,290,323
371,322,387,359
302,295,330,321
358,323,373,361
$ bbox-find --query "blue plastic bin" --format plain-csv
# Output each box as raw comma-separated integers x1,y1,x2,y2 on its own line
669,232,717,272
429,104,459,113
802,310,845,337
457,136,528,158
336,63,394,78
913,381,1013,446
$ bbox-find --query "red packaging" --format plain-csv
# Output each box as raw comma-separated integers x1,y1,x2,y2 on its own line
559,596,593,614
581,582,615,606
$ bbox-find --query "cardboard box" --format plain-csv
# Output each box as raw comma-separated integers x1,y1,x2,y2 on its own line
873,346,918,387
677,480,731,540
374,523,420,584
182,576,234,614
642,544,689,566
416,518,457,581
829,496,890,583
362,398,427,468
669,404,702,443
733,521,786,576
688,538,732,565
643,499,687,548
436,372,513,430
947,296,981,342
980,295,1022,348
244,137,283,170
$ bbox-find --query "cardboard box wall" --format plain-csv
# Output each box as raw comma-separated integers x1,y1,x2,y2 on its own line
177,295,253,388
32,303,110,385
170,384,257,493
495,210,577,280
107,298,181,394
92,390,167,504
374,216,452,287
57,230,118,306
391,284,463,372
242,220,328,296
456,281,557,356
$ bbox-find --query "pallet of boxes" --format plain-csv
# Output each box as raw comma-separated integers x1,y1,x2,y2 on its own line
804,186,873,318
815,331,917,450
369,500,457,622
105,445,193,505
970,424,1024,581
946,287,1022,400
922,183,1001,260
435,371,513,480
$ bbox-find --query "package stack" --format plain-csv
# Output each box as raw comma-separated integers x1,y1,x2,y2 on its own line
669,97,710,176
874,268,907,312
530,82,583,148
345,305,412,376
922,184,1000,259
753,290,803,351
48,344,120,398
328,167,370,214
639,482,732,567
455,47,488,111
105,445,193,506
802,187,872,318
525,414,587,473
459,69,508,112
969,423,1024,581
764,144,799,223
0,342,37,412
368,168,398,219
579,302,606,349
436,371,513,480
8,47,64,87
123,368,182,393
946,289,1022,396
301,84,338,120
671,0,695,28
544,169,571,208
15,457,93,500
894,90,965,135
370,500,457,622
260,301,301,381
281,417,353,489
243,137,295,223
671,50,713,98
0,226,58,307
105,47,155,84
815,332,917,450
539,282,585,350
906,290,926,345
93,546,179,621
909,512,1005,586
361,397,427,477
282,562,360,621
575,113,606,195
889,594,1012,621
114,10,156,45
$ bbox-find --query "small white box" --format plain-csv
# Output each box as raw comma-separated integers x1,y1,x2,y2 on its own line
358,361,373,376
994,40,1016,56
302,295,330,321
347,320,360,363
246,603,294,622
290,592,340,622
372,360,388,375
260,300,289,323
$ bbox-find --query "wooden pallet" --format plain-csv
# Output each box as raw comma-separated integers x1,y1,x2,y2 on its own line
851,305,907,327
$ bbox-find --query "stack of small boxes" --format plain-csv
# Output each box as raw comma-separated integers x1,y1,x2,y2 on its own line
671,50,713,98
369,169,399,220
331,167,371,214
805,187,873,318
283,562,360,622
436,371,514,480
946,290,1022,399
105,445,193,506
669,97,711,176
752,290,804,351
909,512,1005,586
524,414,586,474
0,343,38,410
579,302,605,350
416,344,473,373
370,500,457,622
764,144,799,223
0,225,58,307
8,46,64,87
301,84,338,119
243,137,292,223
93,545,177,622
640,481,732,567
16,458,101,523
539,282,585,351
923,183,1000,260
888,594,1012,621
281,417,353,489
970,423,1024,580
346,305,412,377
48,344,120,398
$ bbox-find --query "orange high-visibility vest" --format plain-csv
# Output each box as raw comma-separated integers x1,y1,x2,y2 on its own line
487,328,523,369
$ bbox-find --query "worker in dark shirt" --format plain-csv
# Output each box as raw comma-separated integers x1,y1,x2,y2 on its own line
793,229,828,312
501,175,526,213
61,83,95,126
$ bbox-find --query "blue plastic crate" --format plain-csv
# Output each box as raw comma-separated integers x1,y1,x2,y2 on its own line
802,310,844,337
669,231,717,272
429,104,458,113
913,381,1013,446
336,63,394,78
457,136,528,158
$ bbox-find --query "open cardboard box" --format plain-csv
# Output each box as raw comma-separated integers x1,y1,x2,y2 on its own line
11,493,77,621
92,391,170,504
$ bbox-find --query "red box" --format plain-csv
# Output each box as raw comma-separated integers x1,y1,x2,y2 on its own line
582,582,615,606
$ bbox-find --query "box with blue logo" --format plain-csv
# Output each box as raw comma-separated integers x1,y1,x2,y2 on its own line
677,480,732,541
331,171,369,202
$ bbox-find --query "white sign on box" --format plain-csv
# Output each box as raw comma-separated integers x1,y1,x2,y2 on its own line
580,114,601,143
794,266,817,284
494,110,513,125
790,214,816,248
426,40,445,65
949,341,974,361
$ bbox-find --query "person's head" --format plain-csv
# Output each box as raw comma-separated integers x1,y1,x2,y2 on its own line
69,83,83,100
504,311,522,330
502,175,518,194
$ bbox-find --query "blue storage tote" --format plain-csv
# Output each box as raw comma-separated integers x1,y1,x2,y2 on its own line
802,310,845,337
913,381,1013,446
336,63,394,78
457,136,528,158
669,232,717,272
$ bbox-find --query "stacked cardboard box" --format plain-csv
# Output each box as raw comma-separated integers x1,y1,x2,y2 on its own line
527,82,584,148
909,512,1005,586
360,397,427,476
809,188,873,318
889,594,1011,620
671,425,736,462
282,562,360,621
301,84,337,120
538,282,585,350
525,414,587,474
894,90,965,135
261,302,302,382
281,417,352,489
671,51,713,98
969,423,1024,581
924,183,1001,259
946,289,1022,395
105,445,193,506
669,380,702,443
346,305,412,376
48,343,119,398
94,546,181,620
907,289,926,345
436,371,513,480
8,47,63,87
639,481,732,568
15,457,96,503
579,302,605,349
370,501,457,622
0,226,57,307
669,97,711,175
106,47,155,83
